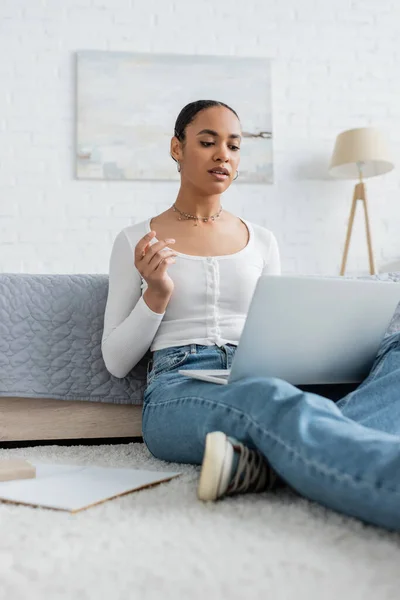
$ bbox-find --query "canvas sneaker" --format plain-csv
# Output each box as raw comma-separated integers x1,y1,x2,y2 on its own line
197,431,279,501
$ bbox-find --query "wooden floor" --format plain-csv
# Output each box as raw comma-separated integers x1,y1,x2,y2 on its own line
0,397,143,443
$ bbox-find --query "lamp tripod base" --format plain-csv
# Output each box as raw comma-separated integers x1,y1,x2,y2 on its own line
340,182,376,276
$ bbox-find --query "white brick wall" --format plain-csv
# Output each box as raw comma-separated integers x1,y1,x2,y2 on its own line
1,0,399,276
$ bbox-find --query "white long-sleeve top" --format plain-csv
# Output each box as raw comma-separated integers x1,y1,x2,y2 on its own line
101,217,281,378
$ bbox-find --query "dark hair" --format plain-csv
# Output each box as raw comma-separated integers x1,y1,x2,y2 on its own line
172,100,240,163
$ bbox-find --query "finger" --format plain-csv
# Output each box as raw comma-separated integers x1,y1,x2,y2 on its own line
138,235,175,262
157,255,176,272
136,231,156,261
146,239,176,265
154,252,177,270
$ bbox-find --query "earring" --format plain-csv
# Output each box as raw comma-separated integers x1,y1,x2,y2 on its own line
233,170,239,180
177,163,181,173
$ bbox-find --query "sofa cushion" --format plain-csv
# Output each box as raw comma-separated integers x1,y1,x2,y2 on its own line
0,274,150,405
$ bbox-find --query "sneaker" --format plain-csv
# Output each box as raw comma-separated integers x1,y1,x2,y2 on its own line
197,431,279,501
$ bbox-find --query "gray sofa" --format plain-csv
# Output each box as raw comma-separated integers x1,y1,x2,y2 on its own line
0,271,399,443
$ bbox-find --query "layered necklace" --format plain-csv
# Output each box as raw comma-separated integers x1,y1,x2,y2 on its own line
172,203,223,227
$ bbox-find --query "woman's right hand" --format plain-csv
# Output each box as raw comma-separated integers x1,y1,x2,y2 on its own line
134,231,177,298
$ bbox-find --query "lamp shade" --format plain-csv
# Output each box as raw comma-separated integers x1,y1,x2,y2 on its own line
329,127,394,179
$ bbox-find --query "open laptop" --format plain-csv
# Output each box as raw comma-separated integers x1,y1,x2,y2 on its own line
178,275,400,386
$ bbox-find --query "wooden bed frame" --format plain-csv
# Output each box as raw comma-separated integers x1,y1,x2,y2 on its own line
0,397,143,442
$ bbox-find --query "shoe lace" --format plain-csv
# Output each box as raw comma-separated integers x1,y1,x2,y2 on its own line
226,443,278,495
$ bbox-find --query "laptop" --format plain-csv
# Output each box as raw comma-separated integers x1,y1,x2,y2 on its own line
178,275,400,386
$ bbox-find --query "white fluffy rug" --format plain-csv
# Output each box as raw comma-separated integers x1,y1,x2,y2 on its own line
0,442,399,600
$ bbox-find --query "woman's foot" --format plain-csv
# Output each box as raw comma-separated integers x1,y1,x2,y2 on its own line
197,431,279,501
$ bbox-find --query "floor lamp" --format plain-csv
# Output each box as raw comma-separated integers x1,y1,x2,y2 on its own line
329,127,394,276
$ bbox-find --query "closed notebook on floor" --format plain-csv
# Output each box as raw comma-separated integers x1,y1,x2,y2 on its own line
0,461,181,513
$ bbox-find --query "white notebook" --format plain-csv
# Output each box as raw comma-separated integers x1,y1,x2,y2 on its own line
0,461,181,513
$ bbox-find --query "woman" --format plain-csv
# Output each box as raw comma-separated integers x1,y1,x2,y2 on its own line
102,100,400,531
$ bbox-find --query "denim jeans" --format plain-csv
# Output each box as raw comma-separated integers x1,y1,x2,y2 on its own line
142,332,400,531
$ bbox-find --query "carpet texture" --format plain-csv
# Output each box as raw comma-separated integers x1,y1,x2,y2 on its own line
0,442,399,600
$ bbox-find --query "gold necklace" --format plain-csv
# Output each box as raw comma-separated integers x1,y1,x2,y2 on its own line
172,203,223,226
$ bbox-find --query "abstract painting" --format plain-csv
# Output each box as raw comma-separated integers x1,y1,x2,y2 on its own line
76,51,273,183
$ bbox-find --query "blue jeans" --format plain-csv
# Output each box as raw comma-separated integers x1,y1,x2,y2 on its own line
142,332,400,531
